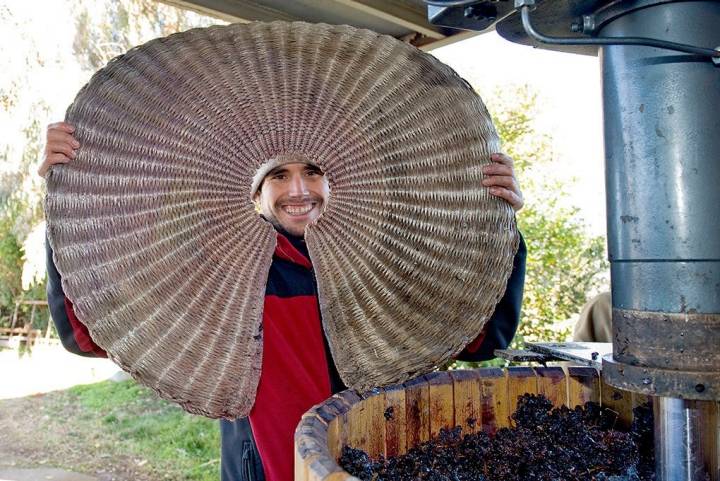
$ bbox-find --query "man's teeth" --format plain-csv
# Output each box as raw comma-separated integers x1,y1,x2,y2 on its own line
284,204,314,216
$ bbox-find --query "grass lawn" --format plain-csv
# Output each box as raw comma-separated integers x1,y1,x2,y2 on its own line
46,379,221,480
66,381,220,481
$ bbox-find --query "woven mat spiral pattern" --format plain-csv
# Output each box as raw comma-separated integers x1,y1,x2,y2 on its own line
45,22,519,418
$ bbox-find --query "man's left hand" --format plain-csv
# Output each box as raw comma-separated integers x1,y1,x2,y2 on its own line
482,152,524,212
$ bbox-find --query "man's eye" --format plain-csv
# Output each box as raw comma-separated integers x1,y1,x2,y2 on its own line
272,174,287,180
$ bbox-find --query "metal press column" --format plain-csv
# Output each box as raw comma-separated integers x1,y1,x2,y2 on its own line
598,2,720,479
427,0,720,477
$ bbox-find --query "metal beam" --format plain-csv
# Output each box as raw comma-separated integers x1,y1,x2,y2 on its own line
159,0,302,23
420,30,477,51
159,0,247,22
327,0,446,40
160,0,477,51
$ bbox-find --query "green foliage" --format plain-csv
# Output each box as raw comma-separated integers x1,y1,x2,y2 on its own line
64,380,220,481
517,203,607,342
490,87,541,173
445,86,608,372
489,85,609,343
0,198,24,322
1,7,55,326
444,357,507,371
0,0,223,329
0,158,47,327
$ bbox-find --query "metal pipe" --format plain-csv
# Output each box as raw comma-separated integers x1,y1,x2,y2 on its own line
516,0,720,59
654,397,720,480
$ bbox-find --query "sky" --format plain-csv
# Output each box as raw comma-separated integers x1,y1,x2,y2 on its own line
433,32,607,236
0,1,83,172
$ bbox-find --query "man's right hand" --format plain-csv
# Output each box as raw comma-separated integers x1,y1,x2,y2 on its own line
39,122,78,178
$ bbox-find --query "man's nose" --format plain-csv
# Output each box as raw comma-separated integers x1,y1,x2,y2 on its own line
288,174,308,196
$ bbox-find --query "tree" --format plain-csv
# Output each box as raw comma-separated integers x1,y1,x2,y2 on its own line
0,3,53,326
487,85,609,344
71,0,221,72
0,0,223,329
0,198,24,322
447,85,608,370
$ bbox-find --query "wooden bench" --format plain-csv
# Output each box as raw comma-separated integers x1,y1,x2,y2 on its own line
0,300,51,349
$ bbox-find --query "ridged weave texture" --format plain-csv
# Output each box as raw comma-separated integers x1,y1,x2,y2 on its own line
45,22,519,419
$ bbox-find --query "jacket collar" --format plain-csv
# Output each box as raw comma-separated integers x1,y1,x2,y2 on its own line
274,229,312,269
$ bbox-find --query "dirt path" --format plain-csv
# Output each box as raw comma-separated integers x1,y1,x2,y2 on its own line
0,347,158,481
0,389,160,481
0,467,97,481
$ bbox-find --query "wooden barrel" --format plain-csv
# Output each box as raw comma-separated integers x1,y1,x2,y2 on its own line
294,366,648,481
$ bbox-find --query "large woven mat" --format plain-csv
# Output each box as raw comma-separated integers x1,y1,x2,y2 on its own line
45,22,519,418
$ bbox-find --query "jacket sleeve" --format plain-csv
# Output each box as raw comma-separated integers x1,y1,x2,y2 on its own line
455,233,526,362
46,233,107,358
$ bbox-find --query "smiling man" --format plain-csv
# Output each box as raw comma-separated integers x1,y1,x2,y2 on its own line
250,156,330,237
41,122,526,481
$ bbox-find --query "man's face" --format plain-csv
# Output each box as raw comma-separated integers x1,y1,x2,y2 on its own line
254,162,330,237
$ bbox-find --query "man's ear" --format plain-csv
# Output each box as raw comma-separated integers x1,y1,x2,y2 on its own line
253,191,262,214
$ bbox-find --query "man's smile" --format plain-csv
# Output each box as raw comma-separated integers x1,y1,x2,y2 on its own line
281,202,317,217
